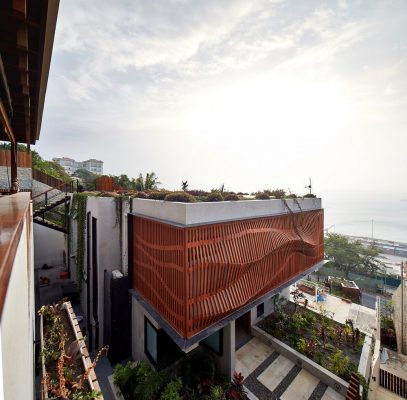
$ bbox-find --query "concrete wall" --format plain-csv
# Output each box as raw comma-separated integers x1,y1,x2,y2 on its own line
79,197,122,348
0,214,35,400
250,295,276,326
33,223,65,268
131,198,322,226
392,280,407,355
131,297,160,367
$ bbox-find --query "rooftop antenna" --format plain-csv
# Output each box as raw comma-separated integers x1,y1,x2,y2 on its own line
305,177,312,194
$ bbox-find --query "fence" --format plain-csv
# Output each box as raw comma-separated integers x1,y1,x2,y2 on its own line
95,176,122,191
32,169,73,193
0,149,32,168
380,368,407,398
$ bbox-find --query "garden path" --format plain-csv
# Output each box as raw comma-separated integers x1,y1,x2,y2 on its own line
236,337,345,400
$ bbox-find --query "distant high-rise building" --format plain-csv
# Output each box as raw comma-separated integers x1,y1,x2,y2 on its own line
52,157,103,175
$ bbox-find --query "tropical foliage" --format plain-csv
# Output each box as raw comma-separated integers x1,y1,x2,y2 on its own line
258,296,364,381
325,233,384,278
114,353,248,400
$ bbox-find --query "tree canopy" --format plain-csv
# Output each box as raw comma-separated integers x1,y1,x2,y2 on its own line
324,233,384,278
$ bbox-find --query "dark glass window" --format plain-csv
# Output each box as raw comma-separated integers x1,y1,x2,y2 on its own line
257,303,265,318
144,317,158,364
201,329,223,356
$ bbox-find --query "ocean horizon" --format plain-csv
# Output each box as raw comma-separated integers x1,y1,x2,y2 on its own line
323,195,407,244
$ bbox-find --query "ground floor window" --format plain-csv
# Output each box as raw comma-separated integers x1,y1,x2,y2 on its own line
201,329,223,356
144,317,158,364
257,303,265,318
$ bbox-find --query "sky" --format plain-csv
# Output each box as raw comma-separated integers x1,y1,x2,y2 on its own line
37,0,407,202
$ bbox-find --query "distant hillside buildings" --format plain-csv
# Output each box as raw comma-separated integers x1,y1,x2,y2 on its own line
52,157,103,175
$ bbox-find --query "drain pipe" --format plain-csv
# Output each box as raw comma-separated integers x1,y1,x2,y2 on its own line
86,212,92,351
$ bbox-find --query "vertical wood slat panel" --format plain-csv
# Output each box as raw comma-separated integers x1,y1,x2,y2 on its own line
132,210,324,339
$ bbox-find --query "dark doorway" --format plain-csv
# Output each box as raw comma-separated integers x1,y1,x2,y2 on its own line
104,271,131,364
235,311,252,350
92,217,99,349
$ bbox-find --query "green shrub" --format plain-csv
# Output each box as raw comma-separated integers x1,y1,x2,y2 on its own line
187,190,208,196
303,193,316,198
114,361,138,399
135,191,148,198
206,192,224,202
270,189,286,198
255,192,270,200
296,338,307,354
149,191,171,200
224,193,239,201
114,360,163,400
327,350,350,379
285,193,298,199
181,351,216,392
160,377,183,400
164,192,195,203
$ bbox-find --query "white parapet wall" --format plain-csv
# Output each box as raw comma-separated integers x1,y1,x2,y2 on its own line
0,202,35,400
34,223,65,268
131,197,322,226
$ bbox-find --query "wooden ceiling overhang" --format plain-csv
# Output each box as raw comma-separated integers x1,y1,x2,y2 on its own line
0,0,59,145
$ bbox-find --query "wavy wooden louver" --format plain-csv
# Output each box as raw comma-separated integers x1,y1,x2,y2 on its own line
132,209,324,339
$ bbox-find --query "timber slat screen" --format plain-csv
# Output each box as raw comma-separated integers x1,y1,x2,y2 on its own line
132,209,324,339
95,176,121,191
380,368,407,398
0,149,32,168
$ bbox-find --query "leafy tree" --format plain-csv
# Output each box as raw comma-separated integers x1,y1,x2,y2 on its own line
73,168,98,183
134,172,161,191
31,149,71,182
324,233,384,279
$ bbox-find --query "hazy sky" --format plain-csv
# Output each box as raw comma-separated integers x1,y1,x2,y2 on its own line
37,0,407,198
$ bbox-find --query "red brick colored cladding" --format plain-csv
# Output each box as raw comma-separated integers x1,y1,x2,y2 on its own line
132,209,324,339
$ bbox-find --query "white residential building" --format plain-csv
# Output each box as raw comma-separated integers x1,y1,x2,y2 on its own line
52,157,104,175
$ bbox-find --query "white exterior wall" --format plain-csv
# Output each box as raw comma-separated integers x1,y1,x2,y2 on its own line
250,295,277,326
0,215,34,400
81,197,122,347
131,198,322,226
33,223,65,268
131,297,159,367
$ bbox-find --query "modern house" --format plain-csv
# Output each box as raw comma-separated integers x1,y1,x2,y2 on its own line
0,1,59,399
52,156,104,175
128,198,324,376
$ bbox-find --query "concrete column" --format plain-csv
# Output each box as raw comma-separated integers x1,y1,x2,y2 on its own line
280,285,291,300
131,297,160,365
218,320,235,379
131,297,146,362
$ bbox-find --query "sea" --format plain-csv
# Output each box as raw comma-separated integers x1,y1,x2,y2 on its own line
322,195,407,244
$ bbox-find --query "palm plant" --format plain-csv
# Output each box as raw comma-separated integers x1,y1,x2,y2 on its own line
134,172,161,191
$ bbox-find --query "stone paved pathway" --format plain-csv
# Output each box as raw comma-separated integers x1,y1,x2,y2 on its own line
239,338,345,400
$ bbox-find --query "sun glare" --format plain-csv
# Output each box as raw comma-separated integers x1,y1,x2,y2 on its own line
184,73,350,140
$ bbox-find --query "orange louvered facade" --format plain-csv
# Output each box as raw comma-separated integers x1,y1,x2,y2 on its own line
132,209,324,339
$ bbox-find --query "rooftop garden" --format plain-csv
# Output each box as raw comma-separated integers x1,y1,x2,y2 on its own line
257,295,366,383
77,187,317,203
39,300,108,400
113,351,248,400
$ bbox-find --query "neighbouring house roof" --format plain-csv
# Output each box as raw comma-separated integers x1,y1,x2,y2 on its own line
0,0,59,144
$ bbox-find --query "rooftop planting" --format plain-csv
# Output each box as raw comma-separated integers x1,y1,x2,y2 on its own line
113,351,248,400
258,295,366,383
39,300,107,400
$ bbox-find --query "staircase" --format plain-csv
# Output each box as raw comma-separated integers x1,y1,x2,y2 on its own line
32,170,74,233
33,194,70,233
